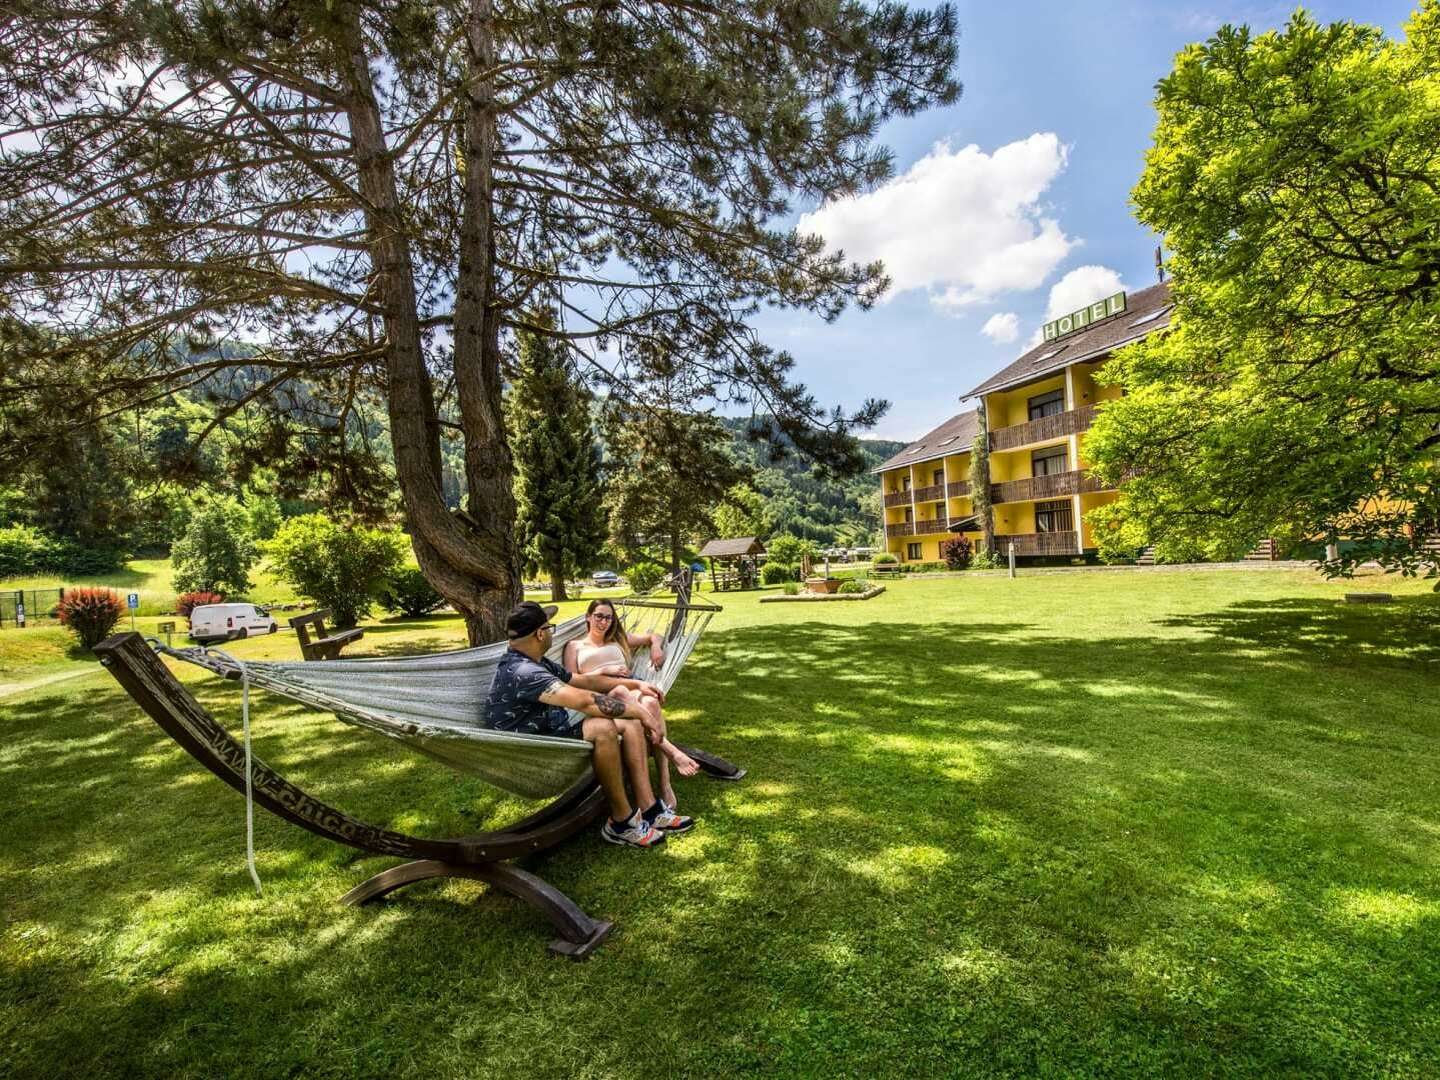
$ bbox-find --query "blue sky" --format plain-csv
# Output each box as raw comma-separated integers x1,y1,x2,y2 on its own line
757,1,1419,442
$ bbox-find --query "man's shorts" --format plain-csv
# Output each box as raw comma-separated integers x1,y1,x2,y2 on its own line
501,707,584,739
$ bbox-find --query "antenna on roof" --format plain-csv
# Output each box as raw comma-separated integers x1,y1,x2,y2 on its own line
1155,244,1166,283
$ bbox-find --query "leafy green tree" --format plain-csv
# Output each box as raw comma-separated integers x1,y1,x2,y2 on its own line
508,318,606,602
243,493,283,542
0,1,959,641
1087,6,1440,576
765,534,817,566
379,568,446,618
171,497,257,595
711,484,773,542
263,515,406,629
604,405,749,573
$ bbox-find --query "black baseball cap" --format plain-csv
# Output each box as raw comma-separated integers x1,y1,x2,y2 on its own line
506,601,559,639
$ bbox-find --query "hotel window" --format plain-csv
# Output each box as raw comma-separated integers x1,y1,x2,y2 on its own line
933,502,945,520
932,468,944,487
1028,389,1064,420
904,507,913,523
901,475,911,490
1032,446,1068,477
907,543,922,560
1034,499,1074,533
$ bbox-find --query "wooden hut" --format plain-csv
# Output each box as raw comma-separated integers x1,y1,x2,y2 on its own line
698,537,766,592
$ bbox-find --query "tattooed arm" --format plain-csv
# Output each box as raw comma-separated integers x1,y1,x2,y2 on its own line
540,683,638,721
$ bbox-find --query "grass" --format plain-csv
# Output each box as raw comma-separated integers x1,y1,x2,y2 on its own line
0,557,303,618
2,568,1439,1076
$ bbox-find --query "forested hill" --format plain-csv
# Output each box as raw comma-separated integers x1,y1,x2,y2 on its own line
721,418,904,545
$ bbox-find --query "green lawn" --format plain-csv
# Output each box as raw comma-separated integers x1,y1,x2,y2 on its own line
0,557,304,618
2,568,1439,1076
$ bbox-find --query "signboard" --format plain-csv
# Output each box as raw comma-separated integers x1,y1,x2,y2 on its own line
126,593,139,610
1042,291,1126,342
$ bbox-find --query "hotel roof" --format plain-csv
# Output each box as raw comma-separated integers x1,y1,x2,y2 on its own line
962,281,1173,400
872,409,979,474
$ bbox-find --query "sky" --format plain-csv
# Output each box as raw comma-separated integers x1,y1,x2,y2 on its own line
756,0,1420,443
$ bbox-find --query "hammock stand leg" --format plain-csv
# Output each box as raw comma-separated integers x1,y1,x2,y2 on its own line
341,859,613,959
675,743,746,782
94,632,617,960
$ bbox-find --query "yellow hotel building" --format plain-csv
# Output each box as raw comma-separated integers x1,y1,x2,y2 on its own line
876,282,1172,562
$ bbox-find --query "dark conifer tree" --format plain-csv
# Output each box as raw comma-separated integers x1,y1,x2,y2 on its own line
509,317,605,602
0,0,961,641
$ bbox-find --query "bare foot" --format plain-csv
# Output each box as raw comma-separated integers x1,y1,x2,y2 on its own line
661,740,700,777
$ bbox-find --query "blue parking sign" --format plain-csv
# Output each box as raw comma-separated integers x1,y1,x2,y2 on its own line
127,593,139,610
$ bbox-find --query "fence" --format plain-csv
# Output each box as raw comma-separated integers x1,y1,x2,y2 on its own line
0,588,65,628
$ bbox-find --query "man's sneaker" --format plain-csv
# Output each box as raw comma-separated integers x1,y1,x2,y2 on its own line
644,800,695,836
601,811,666,849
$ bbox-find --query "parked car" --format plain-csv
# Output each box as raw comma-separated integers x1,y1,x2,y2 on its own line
591,570,620,587
188,603,279,645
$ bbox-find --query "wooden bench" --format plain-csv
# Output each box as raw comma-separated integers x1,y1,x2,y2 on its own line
289,609,364,661
872,563,901,578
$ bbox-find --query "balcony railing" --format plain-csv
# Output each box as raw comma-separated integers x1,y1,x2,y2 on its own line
990,404,1098,452
994,532,1079,556
913,518,949,535
883,490,911,508
946,480,971,498
912,483,945,502
991,468,1107,504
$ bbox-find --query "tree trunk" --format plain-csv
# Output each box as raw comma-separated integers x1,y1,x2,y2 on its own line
339,4,517,646
549,554,569,603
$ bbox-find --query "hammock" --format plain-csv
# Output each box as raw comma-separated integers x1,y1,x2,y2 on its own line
157,583,718,800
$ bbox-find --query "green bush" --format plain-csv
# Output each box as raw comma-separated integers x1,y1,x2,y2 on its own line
970,550,1002,570
263,515,406,628
760,561,794,585
781,581,800,595
873,552,898,565
625,562,666,593
838,579,863,594
48,539,127,577
172,497,256,595
901,560,946,574
57,587,124,649
765,534,815,566
378,568,445,617
0,524,54,577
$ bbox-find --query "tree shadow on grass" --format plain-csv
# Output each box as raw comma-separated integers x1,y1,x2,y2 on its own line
2,601,1439,1075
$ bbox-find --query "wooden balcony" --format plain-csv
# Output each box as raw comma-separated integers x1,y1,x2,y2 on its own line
994,532,1079,556
946,480,971,498
913,518,949,535
912,483,945,502
884,522,913,539
990,404,1098,453
883,490,911,508
991,469,1107,504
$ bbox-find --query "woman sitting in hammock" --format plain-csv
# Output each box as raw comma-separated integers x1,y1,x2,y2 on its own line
564,599,699,828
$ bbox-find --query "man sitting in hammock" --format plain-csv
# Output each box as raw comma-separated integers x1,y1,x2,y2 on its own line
483,601,693,849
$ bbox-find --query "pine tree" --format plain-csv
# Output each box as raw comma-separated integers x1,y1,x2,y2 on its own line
0,0,960,640
509,319,606,602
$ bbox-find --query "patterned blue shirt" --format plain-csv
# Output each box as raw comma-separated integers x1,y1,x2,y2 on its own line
483,648,578,736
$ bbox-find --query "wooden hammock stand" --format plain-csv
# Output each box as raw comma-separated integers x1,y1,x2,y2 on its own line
94,629,742,960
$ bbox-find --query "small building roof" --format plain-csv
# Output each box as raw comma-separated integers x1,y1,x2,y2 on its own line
871,410,979,474
699,537,766,558
963,281,1173,400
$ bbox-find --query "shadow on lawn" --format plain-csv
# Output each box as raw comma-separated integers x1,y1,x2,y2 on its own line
2,597,1439,1074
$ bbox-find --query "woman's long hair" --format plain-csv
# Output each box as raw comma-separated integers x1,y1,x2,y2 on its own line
584,598,632,663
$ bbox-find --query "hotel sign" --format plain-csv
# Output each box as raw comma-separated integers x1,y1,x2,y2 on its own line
1042,291,1126,342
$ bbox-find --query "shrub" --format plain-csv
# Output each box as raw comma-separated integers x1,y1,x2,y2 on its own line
0,524,54,577
378,568,445,618
626,562,666,594
901,560,946,574
57,587,124,649
47,539,127,576
172,497,256,595
940,536,972,570
765,534,815,566
262,515,406,629
781,581,800,595
760,561,794,585
176,591,225,619
873,552,898,565
970,549,1002,570
838,579,863,594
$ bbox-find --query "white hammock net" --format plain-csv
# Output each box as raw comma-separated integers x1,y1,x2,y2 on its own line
162,586,715,799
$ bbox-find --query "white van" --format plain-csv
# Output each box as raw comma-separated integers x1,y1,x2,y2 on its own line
188,603,279,644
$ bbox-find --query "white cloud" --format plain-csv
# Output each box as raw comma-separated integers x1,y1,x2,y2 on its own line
980,312,1020,344
797,133,1075,315
1044,265,1127,319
